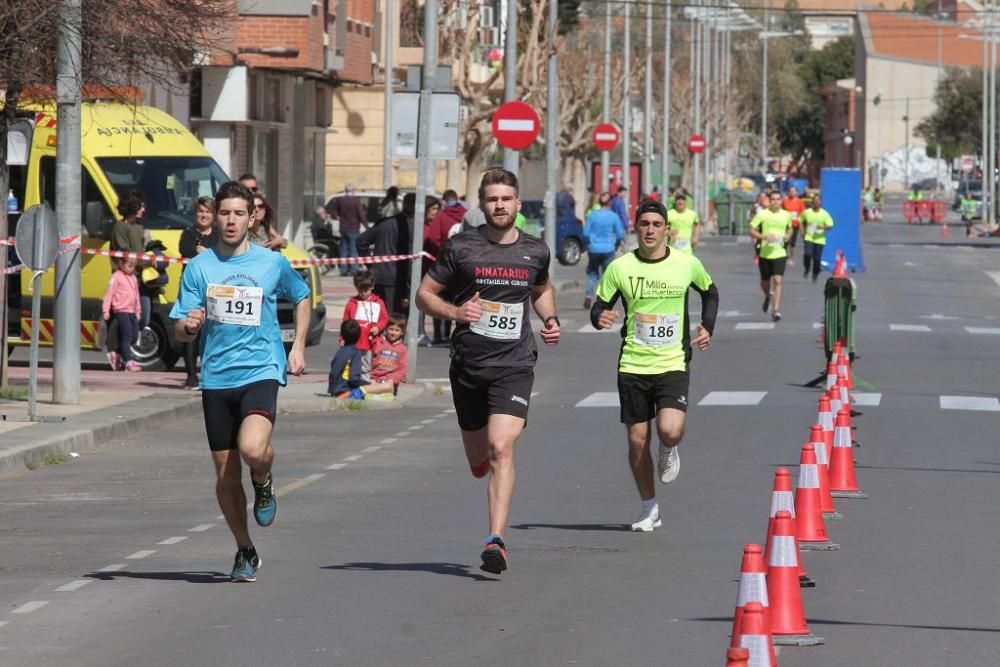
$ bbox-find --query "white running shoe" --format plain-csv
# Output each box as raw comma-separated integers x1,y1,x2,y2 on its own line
658,444,680,484
630,505,662,532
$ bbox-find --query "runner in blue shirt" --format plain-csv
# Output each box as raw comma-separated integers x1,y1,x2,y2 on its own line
170,181,311,582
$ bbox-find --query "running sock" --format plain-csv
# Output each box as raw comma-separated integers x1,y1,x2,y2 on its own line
470,458,491,478
641,498,658,514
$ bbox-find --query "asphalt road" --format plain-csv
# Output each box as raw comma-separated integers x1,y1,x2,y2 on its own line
1,214,998,665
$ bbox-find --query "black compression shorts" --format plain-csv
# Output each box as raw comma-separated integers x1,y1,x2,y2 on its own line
758,257,787,281
449,362,534,431
201,379,279,451
618,371,690,425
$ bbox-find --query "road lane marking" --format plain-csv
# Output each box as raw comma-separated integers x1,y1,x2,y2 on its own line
362,446,381,454
393,431,410,437
326,463,348,470
940,395,1000,412
381,438,398,444
343,455,363,462
445,408,456,413
157,536,188,545
421,419,436,424
698,391,767,406
55,580,92,592
577,323,621,333
966,327,1000,335
903,261,916,266
408,425,423,431
11,601,49,614
734,322,775,331
920,313,960,320
98,564,127,572
719,310,750,318
189,523,215,532
812,322,822,329
574,392,620,408
852,393,882,406
277,473,326,497
985,271,1000,288
127,550,157,560
889,243,905,248
889,324,932,332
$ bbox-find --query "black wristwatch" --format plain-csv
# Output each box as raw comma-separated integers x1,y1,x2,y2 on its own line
543,315,560,328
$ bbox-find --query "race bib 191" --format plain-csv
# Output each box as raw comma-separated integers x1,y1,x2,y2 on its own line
207,284,263,326
470,299,524,340
633,312,680,347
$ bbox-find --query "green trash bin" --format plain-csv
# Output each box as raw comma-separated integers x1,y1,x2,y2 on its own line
713,190,754,235
823,276,857,360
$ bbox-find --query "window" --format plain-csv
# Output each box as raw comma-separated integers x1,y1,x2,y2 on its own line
39,157,114,237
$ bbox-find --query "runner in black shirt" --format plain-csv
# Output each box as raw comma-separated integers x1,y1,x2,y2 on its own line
417,168,560,575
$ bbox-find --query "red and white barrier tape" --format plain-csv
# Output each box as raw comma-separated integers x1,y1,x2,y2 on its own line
1,234,81,247
2,243,83,274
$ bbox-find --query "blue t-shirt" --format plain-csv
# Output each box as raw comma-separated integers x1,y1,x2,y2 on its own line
169,244,310,390
583,208,623,254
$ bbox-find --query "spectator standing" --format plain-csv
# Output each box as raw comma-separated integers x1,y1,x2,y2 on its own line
101,257,142,372
426,191,466,345
582,192,623,310
343,270,389,355
378,186,402,221
557,184,576,219
611,185,630,233
326,183,368,276
238,173,259,194
178,196,219,389
358,193,415,314
111,189,154,330
250,193,286,251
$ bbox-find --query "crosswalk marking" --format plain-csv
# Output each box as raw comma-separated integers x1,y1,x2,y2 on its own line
735,322,775,331
985,271,1000,288
940,395,1000,412
852,392,882,407
965,326,1000,335
698,391,767,406
889,324,932,332
574,392,619,408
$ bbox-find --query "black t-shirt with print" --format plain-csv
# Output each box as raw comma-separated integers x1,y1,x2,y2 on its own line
428,226,550,367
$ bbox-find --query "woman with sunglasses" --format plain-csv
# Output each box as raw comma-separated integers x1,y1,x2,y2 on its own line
250,193,287,251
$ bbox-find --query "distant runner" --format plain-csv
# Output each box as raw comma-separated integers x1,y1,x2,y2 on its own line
667,192,701,254
799,195,834,282
749,191,793,322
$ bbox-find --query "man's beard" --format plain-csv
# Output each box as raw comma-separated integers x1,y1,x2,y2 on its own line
486,210,516,230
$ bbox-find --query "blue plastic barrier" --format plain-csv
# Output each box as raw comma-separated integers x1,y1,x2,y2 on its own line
819,168,864,272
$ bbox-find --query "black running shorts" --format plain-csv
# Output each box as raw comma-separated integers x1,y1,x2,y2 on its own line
758,257,787,281
449,362,534,431
201,379,279,451
617,371,690,425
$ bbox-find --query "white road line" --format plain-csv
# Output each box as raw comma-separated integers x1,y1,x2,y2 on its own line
920,313,960,320
303,473,326,482
889,243,905,248
189,523,215,532
812,322,822,329
921,244,937,249
436,412,451,417
97,564,127,572
381,438,398,445
421,419,436,424
986,271,1000,289
889,324,932,332
698,391,767,406
903,261,916,267
362,446,382,454
735,322,775,331
408,424,423,431
574,392,620,408
11,601,49,614
393,431,410,437
940,395,1000,412
55,580,93,592
126,550,157,560
327,463,348,470
344,454,364,462
852,392,882,407
445,408,456,413
577,323,621,333
966,326,1000,335
157,536,188,545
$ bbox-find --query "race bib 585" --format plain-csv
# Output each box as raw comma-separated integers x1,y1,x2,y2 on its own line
471,299,523,340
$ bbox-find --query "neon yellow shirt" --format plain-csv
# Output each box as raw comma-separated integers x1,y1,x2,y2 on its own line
750,209,793,260
595,249,715,374
801,208,834,245
667,209,700,253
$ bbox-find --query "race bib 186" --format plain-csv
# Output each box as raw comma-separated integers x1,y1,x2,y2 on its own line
470,299,523,340
633,312,680,347
207,284,263,326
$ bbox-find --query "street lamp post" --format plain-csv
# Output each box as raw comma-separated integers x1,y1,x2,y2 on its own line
601,2,612,191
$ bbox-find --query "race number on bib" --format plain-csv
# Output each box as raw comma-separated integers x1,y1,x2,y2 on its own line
806,224,818,236
633,312,680,347
207,284,263,326
470,299,523,340
764,233,783,248
673,237,691,250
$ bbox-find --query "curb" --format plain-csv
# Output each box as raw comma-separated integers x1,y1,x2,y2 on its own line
277,383,426,415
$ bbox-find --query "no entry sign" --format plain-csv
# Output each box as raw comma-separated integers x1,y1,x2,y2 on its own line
688,134,706,154
593,123,620,151
492,101,540,151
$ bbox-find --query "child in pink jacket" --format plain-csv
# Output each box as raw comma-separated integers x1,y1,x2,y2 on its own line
102,257,142,372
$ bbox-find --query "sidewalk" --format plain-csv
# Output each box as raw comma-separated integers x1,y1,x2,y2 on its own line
0,368,426,478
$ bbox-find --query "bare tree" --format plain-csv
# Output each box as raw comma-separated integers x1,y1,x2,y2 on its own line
0,0,232,387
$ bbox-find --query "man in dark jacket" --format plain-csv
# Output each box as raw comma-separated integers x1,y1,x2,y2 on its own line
425,190,466,259
358,193,415,314
326,183,368,276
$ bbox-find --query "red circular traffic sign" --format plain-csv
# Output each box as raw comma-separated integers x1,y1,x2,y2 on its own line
492,101,540,151
688,134,706,154
592,123,620,151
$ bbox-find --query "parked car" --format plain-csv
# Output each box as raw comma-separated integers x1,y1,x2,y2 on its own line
519,199,586,266
952,179,982,212
324,189,403,234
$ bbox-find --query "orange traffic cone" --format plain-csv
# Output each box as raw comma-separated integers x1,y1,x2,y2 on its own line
827,386,842,418
836,352,854,391
825,359,838,391
726,646,751,666
768,511,825,646
829,408,868,499
942,221,949,239
730,544,777,666
764,468,813,587
836,375,851,410
809,424,842,521
737,602,777,666
816,396,835,451
795,444,840,551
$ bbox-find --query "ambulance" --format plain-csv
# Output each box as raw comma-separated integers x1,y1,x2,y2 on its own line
4,100,325,369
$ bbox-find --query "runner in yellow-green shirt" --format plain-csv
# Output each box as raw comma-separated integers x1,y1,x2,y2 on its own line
800,194,834,282
749,191,793,321
591,199,719,532
667,193,701,253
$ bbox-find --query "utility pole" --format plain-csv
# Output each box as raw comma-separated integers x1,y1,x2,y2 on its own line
643,0,653,196
53,0,82,404
406,0,438,382
761,0,769,171
661,1,672,195
990,4,997,226
622,0,632,200
601,2,612,191
544,0,558,256
982,23,990,225
693,2,702,207
502,0,519,174
382,0,395,189
904,96,910,189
